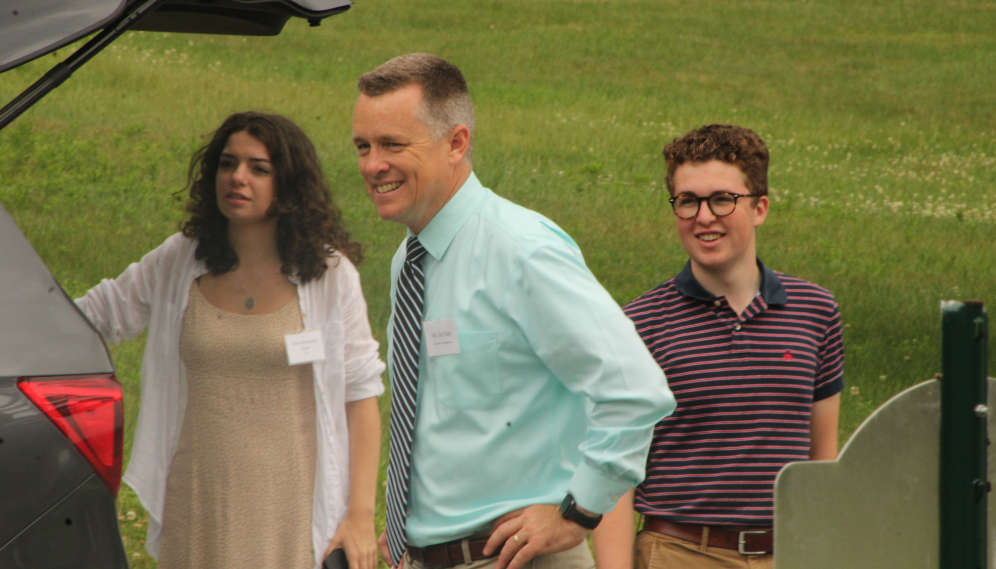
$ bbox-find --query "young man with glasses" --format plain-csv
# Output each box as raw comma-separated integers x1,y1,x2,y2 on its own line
592,124,844,569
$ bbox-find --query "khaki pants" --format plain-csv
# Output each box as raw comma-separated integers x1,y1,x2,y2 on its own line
402,541,593,569
635,530,773,569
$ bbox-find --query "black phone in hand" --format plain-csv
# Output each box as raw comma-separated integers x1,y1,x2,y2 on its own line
323,548,348,569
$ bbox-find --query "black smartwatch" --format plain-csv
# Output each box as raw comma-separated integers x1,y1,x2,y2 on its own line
560,494,602,530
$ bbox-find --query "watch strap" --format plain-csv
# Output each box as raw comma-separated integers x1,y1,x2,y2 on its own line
560,494,602,530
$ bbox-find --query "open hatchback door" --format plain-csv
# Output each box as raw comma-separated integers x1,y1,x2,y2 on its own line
0,0,352,130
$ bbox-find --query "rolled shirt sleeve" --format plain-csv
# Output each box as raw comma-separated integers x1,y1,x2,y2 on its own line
339,261,387,402
506,245,675,513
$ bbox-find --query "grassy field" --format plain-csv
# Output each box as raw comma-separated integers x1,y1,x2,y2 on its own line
1,0,994,566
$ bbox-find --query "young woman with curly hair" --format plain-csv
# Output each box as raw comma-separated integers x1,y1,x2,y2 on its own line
76,112,385,569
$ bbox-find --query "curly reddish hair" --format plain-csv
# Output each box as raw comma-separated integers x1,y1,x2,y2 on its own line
663,124,769,198
181,112,361,282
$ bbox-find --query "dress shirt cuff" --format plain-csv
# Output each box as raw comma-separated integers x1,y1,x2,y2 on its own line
566,460,634,515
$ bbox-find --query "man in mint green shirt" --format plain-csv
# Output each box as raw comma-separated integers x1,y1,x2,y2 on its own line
352,53,675,569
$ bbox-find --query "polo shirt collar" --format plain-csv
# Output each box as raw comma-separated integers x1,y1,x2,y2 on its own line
674,258,788,306
410,171,487,262
759,260,788,305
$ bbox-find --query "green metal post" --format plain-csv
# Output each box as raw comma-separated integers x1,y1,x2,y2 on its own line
940,300,988,569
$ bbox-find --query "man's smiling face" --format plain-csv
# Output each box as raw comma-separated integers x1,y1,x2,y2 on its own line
352,84,455,233
672,159,768,276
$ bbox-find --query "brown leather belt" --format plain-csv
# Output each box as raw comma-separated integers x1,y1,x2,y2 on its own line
644,516,773,555
407,537,498,568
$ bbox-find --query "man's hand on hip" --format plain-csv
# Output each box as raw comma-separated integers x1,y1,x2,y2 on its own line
484,504,589,569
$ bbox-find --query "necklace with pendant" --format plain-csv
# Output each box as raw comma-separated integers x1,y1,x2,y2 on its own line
238,258,279,310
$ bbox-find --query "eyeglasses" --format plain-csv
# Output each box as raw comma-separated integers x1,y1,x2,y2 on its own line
668,192,755,219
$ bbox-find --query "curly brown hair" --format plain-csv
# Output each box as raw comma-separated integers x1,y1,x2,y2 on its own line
663,124,769,198
181,112,361,282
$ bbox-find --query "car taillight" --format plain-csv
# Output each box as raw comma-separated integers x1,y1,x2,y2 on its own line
18,374,123,497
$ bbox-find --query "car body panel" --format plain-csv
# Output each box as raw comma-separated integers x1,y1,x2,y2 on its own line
0,204,118,558
0,0,352,73
0,0,125,73
0,205,112,378
0,378,96,548
0,475,129,568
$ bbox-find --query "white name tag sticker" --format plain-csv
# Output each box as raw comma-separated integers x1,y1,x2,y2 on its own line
424,318,460,357
285,329,326,366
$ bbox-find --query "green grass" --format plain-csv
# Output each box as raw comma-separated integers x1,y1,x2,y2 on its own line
1,0,994,566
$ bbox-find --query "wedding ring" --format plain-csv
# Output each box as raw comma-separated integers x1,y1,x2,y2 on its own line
513,534,521,544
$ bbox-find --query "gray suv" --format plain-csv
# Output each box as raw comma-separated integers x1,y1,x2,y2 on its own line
0,1,350,566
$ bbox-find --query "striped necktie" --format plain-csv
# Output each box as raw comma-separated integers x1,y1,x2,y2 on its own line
386,236,428,566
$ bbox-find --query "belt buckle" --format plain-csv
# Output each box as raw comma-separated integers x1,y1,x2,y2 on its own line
738,530,772,555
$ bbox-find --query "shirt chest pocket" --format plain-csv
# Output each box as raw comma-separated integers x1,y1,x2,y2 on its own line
430,330,501,410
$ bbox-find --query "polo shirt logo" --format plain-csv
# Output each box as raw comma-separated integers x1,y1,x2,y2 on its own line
783,351,794,360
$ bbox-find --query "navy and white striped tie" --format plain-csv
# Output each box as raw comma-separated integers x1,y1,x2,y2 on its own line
386,236,428,566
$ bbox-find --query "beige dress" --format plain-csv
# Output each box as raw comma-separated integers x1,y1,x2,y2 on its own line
158,282,317,569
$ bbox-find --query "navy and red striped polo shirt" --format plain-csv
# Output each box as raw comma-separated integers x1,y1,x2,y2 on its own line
623,259,844,527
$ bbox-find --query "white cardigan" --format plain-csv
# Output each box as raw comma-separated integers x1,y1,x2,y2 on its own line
75,233,385,567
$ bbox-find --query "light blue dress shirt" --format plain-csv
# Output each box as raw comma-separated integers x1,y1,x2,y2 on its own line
388,172,675,547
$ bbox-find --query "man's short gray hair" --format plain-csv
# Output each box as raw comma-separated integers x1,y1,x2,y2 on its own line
358,53,475,160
